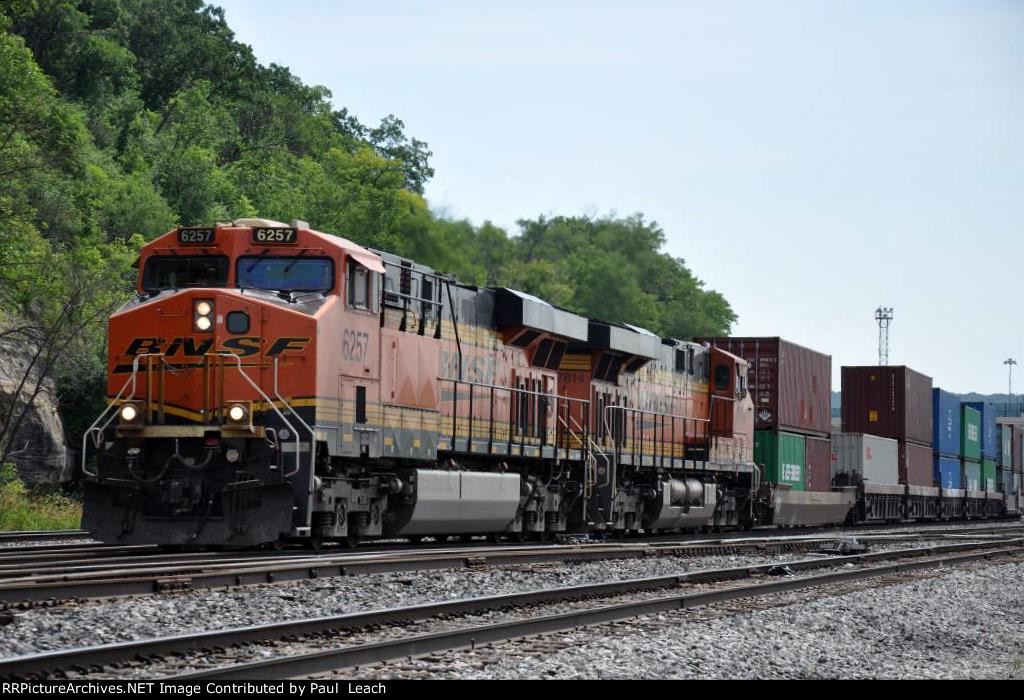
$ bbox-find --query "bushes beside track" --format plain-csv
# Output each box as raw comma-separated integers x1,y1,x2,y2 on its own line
0,464,81,531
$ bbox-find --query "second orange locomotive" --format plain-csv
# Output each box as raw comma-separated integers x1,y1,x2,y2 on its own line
81,219,754,547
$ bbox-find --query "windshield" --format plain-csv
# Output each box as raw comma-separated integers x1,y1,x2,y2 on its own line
237,257,333,293
142,256,228,292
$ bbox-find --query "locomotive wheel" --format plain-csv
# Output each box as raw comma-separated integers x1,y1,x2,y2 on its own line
509,530,527,543
344,533,361,549
486,533,502,544
307,535,324,552
264,537,286,552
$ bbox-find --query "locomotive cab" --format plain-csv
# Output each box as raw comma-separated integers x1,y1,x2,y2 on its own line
80,219,376,548
709,347,751,438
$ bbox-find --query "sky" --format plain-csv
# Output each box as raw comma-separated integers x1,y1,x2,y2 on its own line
215,0,1023,394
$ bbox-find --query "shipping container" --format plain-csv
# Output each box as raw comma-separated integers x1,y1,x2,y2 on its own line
1000,425,1012,467
841,366,933,446
805,436,832,492
699,338,831,435
932,389,961,457
963,459,982,492
964,402,998,460
1018,425,1024,473
960,405,981,461
981,459,998,492
832,433,899,485
934,455,961,490
754,430,806,491
899,441,933,487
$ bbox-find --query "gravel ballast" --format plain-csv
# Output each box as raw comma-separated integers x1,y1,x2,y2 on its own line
371,559,1024,680
0,538,987,659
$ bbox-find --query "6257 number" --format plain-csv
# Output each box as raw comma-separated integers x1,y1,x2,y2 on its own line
342,330,369,363
178,228,215,245
252,227,297,245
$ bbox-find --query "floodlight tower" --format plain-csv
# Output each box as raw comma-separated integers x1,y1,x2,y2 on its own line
875,307,894,366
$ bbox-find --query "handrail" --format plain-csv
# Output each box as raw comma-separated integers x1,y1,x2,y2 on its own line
81,375,132,477
82,353,306,481
274,357,316,479
440,377,589,405
215,353,302,478
80,352,165,477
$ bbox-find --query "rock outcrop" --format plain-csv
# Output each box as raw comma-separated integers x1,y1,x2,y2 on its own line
0,338,70,486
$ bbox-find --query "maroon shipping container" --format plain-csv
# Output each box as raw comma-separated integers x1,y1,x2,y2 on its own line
805,436,833,492
899,441,933,487
841,366,933,446
699,337,831,436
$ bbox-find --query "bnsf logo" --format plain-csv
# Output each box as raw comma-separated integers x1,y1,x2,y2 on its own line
123,337,310,358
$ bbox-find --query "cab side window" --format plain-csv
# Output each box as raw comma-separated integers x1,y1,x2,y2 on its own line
714,364,731,391
348,260,370,310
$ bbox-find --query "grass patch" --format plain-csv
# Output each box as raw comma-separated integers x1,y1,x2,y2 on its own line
0,463,82,531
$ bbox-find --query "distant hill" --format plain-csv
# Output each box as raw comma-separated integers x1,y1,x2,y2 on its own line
831,391,1023,418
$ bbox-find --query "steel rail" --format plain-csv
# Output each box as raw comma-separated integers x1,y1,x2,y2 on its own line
171,542,1024,681
0,531,88,543
2,524,1024,606
0,526,1019,579
1,537,1021,679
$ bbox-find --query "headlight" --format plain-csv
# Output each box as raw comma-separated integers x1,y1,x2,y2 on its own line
194,299,214,332
226,402,250,426
118,401,144,428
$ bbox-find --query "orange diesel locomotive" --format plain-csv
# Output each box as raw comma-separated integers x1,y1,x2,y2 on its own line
81,219,755,547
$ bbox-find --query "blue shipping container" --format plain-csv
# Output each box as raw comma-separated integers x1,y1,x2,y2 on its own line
934,455,961,489
964,401,998,459
933,389,961,456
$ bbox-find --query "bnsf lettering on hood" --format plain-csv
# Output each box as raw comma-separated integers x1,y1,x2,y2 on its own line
123,336,310,358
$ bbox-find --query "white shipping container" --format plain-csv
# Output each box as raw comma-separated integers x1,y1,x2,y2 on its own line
832,433,900,485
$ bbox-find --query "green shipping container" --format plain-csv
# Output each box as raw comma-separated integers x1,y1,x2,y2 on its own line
963,459,982,492
754,430,806,491
961,406,981,461
1000,425,1012,467
981,459,998,492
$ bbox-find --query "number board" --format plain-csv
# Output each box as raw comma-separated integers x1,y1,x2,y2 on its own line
252,227,298,245
177,228,215,245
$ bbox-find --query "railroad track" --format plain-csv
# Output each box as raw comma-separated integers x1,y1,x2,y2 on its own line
1,517,1019,556
1,523,1023,608
2,536,1020,679
0,531,89,545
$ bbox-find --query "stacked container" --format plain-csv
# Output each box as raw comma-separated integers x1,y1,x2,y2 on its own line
997,419,1024,500
961,404,982,493
753,432,805,490
702,338,832,492
932,389,961,489
832,433,900,485
998,424,1012,497
964,402,998,462
841,366,933,486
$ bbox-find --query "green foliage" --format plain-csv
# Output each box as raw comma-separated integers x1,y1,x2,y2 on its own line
412,214,735,340
0,463,82,531
0,0,735,464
